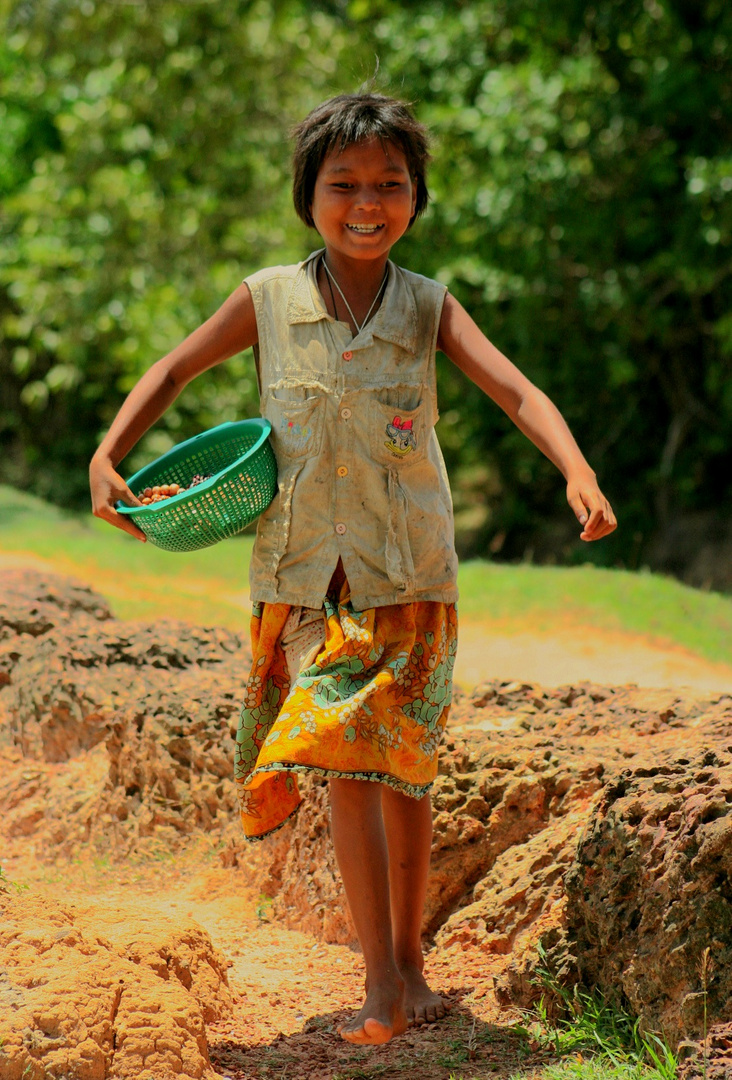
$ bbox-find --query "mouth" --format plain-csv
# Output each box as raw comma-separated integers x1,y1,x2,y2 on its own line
346,224,385,234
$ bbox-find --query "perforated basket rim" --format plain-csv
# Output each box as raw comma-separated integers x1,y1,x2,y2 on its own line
116,418,272,518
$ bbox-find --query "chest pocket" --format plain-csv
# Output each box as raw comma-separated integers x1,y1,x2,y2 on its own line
369,397,429,468
267,389,325,462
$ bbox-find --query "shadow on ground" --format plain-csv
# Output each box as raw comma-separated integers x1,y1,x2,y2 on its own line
208,998,549,1080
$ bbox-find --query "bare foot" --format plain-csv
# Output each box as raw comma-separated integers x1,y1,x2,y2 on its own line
400,962,448,1027
338,978,408,1045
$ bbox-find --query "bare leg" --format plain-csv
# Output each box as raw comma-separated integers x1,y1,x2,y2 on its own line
381,788,448,1026
329,777,407,1045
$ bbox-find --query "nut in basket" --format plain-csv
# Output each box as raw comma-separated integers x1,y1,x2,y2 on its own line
116,419,277,552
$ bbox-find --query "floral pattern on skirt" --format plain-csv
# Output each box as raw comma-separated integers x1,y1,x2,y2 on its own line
234,572,457,841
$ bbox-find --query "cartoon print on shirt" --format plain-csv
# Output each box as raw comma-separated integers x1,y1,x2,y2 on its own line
384,415,417,457
281,416,312,453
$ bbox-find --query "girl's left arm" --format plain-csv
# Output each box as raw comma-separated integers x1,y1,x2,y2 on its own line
438,292,617,542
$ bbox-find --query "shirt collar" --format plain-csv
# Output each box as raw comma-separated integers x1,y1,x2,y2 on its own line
286,248,418,355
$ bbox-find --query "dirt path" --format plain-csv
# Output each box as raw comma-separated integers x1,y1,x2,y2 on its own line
5,844,536,1080
455,618,732,694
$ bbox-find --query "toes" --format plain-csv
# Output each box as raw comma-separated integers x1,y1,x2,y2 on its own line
338,1020,363,1040
339,1022,370,1045
363,1018,393,1044
430,999,446,1022
408,998,445,1027
339,1017,394,1045
341,1028,369,1045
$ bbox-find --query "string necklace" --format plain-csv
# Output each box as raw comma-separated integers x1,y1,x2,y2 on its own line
324,266,339,322
322,257,388,335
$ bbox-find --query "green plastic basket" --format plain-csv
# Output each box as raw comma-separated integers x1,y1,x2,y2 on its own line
116,419,277,552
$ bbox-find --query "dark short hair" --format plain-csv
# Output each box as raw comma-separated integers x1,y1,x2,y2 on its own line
291,93,431,229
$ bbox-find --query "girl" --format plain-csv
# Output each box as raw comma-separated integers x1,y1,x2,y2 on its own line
90,91,616,1047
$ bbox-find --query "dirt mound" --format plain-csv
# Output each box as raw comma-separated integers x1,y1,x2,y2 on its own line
565,738,732,1038
0,568,250,857
0,568,112,690
2,567,732,1069
0,567,113,630
0,886,230,1080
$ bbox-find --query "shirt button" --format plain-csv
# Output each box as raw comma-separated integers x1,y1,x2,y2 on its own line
335,522,347,535
342,351,353,361
337,466,348,478
340,407,352,420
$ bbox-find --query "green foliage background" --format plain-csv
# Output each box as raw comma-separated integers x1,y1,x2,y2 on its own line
1,0,730,583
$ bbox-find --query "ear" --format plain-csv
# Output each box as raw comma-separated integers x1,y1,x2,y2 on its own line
411,181,418,217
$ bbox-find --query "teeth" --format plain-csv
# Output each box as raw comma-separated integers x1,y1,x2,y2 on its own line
347,224,382,233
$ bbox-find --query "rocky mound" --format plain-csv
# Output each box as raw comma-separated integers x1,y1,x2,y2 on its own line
565,739,732,1038
0,568,112,691
678,1020,732,1080
2,567,731,1066
0,568,250,856
0,885,231,1080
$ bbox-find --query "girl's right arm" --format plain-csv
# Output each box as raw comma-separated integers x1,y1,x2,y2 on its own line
89,282,258,540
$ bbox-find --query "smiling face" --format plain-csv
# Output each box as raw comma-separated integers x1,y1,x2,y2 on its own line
309,137,418,267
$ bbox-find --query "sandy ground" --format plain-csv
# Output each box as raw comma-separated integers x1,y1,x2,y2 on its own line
3,551,727,1078
5,844,538,1080
455,618,732,694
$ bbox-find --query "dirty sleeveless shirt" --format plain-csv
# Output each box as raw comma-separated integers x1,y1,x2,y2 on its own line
244,249,459,611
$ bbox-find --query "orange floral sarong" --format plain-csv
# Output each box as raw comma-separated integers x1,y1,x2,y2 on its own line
234,572,457,840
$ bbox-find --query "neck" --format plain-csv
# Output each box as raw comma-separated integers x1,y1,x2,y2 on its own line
322,249,389,294
319,250,389,333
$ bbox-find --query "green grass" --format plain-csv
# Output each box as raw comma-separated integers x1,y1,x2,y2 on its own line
1,483,731,666
505,1060,673,1079
448,1064,670,1079
458,560,732,665
506,943,679,1080
448,1058,671,1080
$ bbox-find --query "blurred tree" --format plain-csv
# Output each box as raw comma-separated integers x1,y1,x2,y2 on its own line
0,0,363,502
1,0,730,587
357,0,732,573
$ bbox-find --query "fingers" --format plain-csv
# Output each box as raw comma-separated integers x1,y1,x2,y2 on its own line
118,484,143,510
113,512,148,543
567,485,617,543
93,501,148,542
580,509,616,541
90,471,147,542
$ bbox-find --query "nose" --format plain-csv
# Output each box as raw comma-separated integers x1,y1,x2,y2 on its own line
354,185,381,210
